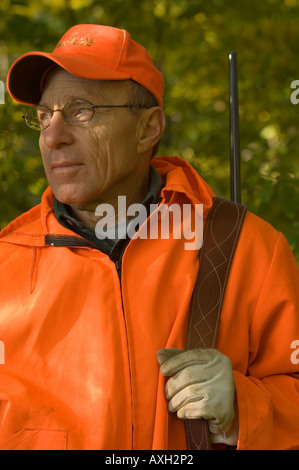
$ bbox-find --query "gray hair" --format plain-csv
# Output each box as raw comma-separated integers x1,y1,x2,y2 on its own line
128,80,161,157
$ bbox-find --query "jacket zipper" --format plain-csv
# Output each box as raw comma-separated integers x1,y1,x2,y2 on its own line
45,233,136,448
45,234,97,249
110,242,135,448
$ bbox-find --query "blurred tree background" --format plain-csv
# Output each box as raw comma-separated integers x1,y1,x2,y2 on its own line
0,0,298,264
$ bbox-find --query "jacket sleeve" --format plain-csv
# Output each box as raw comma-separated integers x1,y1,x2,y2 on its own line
234,232,299,450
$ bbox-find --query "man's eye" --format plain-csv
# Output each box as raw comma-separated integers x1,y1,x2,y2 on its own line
37,111,51,122
73,107,90,120
78,108,89,115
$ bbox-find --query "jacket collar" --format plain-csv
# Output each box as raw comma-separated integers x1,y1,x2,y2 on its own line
0,156,215,246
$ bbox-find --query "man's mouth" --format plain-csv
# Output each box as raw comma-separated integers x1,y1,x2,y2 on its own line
50,161,84,173
49,162,84,181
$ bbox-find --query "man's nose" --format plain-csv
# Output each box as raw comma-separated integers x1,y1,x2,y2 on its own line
41,111,74,148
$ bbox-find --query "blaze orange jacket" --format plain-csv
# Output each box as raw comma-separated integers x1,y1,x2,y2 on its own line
0,156,298,450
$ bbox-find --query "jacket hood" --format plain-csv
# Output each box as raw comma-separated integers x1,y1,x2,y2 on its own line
0,156,215,247
151,156,214,211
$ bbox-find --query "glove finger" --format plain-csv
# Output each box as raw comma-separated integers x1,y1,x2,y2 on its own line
157,348,183,366
177,391,235,430
157,348,210,377
167,383,207,412
177,399,215,421
165,364,208,399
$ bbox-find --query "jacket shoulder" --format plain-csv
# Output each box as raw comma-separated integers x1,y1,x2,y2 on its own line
0,204,43,240
234,208,297,274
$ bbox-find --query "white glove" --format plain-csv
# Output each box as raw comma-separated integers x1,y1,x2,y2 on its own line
157,348,238,445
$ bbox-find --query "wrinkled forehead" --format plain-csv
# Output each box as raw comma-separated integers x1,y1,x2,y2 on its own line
40,66,131,105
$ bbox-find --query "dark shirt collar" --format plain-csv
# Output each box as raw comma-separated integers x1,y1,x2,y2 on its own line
53,165,163,256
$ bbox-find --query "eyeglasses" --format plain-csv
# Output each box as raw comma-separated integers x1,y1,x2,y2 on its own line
22,99,150,131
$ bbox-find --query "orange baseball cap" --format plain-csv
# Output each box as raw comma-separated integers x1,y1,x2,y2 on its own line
7,24,164,106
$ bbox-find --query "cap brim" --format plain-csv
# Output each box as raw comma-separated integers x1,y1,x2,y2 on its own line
7,51,131,105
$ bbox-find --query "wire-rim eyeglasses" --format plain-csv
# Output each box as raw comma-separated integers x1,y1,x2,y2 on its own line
22,99,151,131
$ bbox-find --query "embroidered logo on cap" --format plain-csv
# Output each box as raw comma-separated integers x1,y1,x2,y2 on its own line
56,36,95,48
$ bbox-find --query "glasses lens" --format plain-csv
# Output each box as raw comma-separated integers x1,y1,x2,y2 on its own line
64,100,93,125
24,100,95,130
25,106,51,130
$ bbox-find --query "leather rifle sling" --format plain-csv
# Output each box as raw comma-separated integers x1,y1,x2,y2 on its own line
185,197,247,450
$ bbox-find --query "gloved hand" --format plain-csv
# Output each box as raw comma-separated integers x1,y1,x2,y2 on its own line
157,348,237,444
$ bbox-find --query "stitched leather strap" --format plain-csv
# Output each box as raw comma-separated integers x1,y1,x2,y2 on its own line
185,197,247,450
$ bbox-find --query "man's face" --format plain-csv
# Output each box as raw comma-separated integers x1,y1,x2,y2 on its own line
39,68,145,210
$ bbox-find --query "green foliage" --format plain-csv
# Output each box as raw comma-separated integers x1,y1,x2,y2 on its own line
0,0,298,264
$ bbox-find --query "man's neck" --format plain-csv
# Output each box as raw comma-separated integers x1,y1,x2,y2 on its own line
68,170,151,228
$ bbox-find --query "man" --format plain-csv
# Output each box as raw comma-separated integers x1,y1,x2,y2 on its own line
0,24,298,450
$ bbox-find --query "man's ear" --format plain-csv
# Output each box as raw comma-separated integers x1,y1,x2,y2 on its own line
136,107,165,155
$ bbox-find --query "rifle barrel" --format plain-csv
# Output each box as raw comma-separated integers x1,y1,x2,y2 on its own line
229,51,241,203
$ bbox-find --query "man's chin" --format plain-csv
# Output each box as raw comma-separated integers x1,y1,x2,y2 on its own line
53,192,98,212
